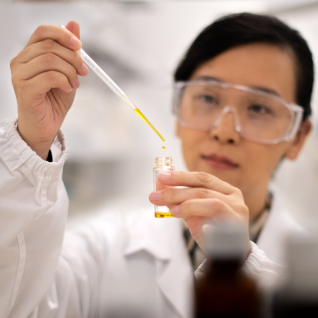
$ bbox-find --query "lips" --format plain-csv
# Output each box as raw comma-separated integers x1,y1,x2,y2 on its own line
201,153,239,169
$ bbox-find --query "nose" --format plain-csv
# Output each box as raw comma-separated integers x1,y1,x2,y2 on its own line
209,108,240,144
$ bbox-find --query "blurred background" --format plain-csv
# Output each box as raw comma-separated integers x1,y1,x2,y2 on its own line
2,0,318,229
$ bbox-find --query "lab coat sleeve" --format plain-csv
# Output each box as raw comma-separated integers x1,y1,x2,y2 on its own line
194,241,283,290
241,241,283,289
0,117,70,318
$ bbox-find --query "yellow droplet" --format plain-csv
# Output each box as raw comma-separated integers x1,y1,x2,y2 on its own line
162,146,166,150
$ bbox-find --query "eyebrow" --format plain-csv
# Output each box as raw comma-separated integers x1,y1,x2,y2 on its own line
193,75,281,97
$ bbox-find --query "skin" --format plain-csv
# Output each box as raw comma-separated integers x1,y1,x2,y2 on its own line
149,43,311,254
11,21,89,160
12,22,311,257
176,44,311,222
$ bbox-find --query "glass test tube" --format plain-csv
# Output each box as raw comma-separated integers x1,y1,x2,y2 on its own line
153,156,174,218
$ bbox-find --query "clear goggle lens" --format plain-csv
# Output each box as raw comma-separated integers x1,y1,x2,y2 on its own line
173,81,303,144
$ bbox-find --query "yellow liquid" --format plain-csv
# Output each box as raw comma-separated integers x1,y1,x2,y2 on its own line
134,109,165,141
155,212,173,218
162,146,166,150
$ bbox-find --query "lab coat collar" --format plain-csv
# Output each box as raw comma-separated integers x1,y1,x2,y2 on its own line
156,246,194,318
123,209,193,318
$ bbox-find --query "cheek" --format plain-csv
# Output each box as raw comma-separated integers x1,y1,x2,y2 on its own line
179,129,205,168
245,143,288,176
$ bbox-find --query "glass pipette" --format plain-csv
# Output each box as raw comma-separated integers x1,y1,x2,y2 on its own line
61,26,165,142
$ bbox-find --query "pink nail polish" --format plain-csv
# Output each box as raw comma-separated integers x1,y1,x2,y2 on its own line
74,78,80,88
70,37,81,48
159,172,172,181
171,205,180,217
150,192,161,201
80,63,89,74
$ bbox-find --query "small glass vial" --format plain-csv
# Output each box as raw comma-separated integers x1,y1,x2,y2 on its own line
153,156,174,218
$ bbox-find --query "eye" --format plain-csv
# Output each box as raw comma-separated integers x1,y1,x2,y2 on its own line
197,94,218,104
248,104,272,115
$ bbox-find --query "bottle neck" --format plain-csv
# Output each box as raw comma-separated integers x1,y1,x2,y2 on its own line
155,156,173,169
207,258,242,277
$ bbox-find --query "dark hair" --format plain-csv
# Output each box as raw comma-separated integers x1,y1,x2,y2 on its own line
174,12,314,120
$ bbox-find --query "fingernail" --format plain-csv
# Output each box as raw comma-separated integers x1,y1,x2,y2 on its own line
150,192,161,202
159,172,172,181
80,63,89,74
171,205,180,217
74,78,80,88
70,36,81,48
67,83,73,92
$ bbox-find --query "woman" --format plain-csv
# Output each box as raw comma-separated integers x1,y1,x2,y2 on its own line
0,13,310,318
149,12,312,266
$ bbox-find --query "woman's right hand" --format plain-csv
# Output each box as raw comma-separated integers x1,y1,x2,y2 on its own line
10,21,89,159
149,170,250,257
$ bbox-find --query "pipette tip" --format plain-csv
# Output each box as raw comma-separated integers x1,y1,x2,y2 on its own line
134,109,165,141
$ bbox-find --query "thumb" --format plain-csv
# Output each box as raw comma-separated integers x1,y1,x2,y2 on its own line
65,21,80,40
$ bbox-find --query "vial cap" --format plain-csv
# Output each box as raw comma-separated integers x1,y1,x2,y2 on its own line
204,220,248,260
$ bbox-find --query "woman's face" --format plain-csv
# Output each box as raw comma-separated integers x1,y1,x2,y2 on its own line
177,43,309,202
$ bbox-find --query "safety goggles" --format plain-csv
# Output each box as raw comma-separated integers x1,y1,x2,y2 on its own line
173,80,304,144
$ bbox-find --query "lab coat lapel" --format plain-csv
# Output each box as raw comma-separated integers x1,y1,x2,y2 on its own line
257,194,308,266
123,209,193,318
156,242,194,318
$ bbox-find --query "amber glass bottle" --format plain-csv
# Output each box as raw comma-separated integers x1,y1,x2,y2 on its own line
195,222,261,318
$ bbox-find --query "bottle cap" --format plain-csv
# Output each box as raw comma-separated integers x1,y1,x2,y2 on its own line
204,220,248,260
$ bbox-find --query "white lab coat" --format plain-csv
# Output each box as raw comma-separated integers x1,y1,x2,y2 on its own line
257,194,308,266
0,117,280,318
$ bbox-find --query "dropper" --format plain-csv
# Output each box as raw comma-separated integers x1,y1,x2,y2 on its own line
61,25,165,142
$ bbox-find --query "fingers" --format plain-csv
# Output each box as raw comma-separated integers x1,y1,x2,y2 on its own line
25,24,82,51
157,170,234,195
172,198,245,221
10,22,89,97
149,186,248,221
154,179,173,192
150,187,224,207
21,71,74,95
18,53,80,89
149,170,246,221
14,40,88,76
65,21,80,39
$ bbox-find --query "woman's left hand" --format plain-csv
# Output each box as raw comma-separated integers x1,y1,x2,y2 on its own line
149,170,249,256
